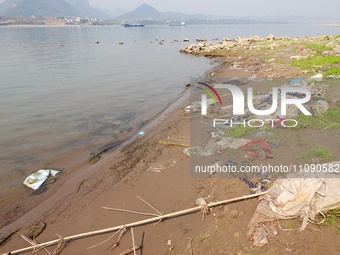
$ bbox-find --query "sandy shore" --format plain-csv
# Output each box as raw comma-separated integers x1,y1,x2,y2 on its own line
1,37,340,254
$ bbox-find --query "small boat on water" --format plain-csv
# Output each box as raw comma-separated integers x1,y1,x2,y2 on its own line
121,21,145,27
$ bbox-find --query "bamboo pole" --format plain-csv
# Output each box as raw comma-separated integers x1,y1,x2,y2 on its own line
2,191,266,255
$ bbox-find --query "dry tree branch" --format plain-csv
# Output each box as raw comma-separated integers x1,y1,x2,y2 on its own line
102,207,160,218
108,227,127,251
130,227,136,255
51,234,65,255
87,226,125,250
136,196,163,216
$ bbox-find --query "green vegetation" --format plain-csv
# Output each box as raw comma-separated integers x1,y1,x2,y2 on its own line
226,125,257,138
291,55,340,70
294,107,340,130
304,43,333,54
285,222,295,229
319,209,340,235
325,66,340,76
300,147,333,162
197,235,207,244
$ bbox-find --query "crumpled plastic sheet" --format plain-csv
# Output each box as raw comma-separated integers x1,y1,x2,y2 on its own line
247,161,340,247
23,169,60,190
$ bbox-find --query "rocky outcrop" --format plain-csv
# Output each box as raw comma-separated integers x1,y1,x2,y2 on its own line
179,34,339,55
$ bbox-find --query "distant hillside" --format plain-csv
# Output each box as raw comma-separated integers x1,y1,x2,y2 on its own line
116,3,208,21
101,8,127,19
0,0,108,18
66,0,107,18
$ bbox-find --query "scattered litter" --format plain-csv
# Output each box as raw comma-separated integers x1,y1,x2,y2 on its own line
147,162,165,173
183,147,202,157
146,159,177,173
240,175,271,194
224,78,248,86
225,160,237,166
247,162,340,247
183,105,198,113
216,137,250,150
311,99,329,115
254,130,273,137
286,50,293,53
195,197,207,207
291,55,305,60
23,169,60,190
241,177,260,194
166,240,172,246
138,131,145,136
309,73,323,82
200,137,250,156
270,143,281,149
240,139,273,160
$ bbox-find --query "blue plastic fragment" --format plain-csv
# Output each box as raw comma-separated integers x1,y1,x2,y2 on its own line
290,78,306,85
225,160,237,166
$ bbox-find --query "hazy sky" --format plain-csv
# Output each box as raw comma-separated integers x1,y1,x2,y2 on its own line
89,0,340,18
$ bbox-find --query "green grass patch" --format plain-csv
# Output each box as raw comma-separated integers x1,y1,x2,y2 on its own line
300,147,333,162
197,235,207,244
291,55,340,70
304,43,333,53
325,66,340,76
319,209,340,234
226,125,257,138
294,106,340,130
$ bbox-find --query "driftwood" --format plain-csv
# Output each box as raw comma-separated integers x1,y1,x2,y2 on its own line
158,141,190,148
1,192,266,255
117,245,142,255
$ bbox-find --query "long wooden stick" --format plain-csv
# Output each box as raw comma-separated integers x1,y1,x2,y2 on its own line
1,192,266,255
158,141,190,148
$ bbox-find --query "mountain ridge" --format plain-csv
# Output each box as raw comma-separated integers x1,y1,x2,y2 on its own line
116,3,208,21
0,0,108,18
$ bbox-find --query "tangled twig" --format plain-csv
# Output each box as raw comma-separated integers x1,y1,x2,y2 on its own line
87,226,125,250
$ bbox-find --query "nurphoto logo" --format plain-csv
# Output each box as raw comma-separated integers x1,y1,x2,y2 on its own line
198,82,312,128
